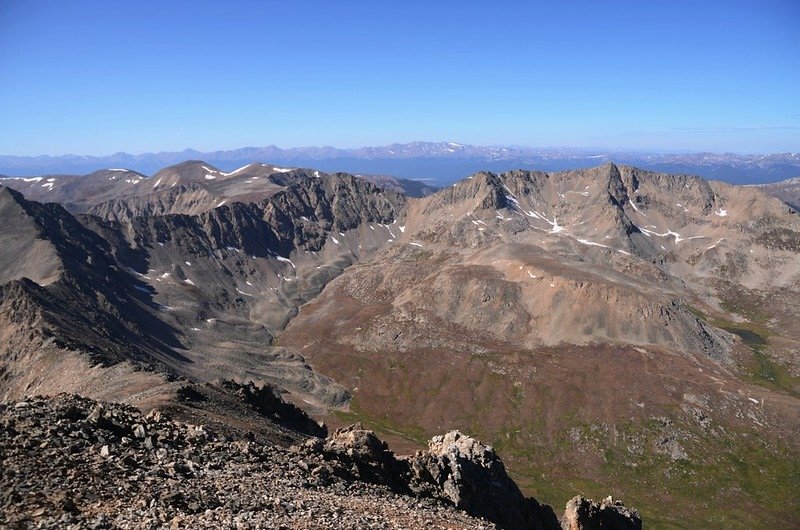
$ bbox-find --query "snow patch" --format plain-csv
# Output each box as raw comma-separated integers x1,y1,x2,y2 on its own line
714,208,728,217
275,255,296,269
409,242,423,247
548,217,564,234
399,225,406,233
204,174,217,180
577,238,612,249
331,236,339,244
152,178,162,188
503,192,564,234
184,279,195,286
635,225,707,244
272,167,293,173
382,224,396,238
220,164,251,176
576,237,630,255
629,199,647,217
216,200,227,207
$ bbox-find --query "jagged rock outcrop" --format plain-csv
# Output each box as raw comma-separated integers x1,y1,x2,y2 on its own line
302,426,572,529
407,430,561,530
561,495,642,530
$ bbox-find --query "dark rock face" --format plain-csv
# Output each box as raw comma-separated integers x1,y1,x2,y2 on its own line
261,173,406,254
561,495,642,530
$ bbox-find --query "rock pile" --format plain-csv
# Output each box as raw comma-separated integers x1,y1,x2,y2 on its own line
1,395,642,529
0,396,493,529
300,426,640,530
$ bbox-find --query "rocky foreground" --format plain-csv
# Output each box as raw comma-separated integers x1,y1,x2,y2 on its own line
0,394,641,529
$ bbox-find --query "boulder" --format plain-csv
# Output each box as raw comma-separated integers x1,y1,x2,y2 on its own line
315,423,410,491
561,495,642,530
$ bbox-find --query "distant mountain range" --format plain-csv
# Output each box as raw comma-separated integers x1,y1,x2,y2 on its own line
2,142,799,185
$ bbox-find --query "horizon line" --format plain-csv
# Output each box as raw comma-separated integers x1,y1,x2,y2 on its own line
1,141,799,160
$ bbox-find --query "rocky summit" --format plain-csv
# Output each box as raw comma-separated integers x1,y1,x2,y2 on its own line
0,394,641,530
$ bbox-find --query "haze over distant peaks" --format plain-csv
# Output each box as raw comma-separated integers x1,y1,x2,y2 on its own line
1,142,799,185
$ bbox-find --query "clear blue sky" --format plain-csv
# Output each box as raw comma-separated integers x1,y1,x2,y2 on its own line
0,0,797,155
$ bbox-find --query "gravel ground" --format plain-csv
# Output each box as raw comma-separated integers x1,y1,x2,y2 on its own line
1,395,495,529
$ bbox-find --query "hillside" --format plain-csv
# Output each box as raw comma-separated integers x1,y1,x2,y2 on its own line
279,163,800,527
758,176,800,211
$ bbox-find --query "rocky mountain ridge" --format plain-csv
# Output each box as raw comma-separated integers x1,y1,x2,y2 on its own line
1,161,798,528
757,176,800,211
0,161,432,221
0,171,408,411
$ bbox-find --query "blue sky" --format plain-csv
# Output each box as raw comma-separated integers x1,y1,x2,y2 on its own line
0,0,797,155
